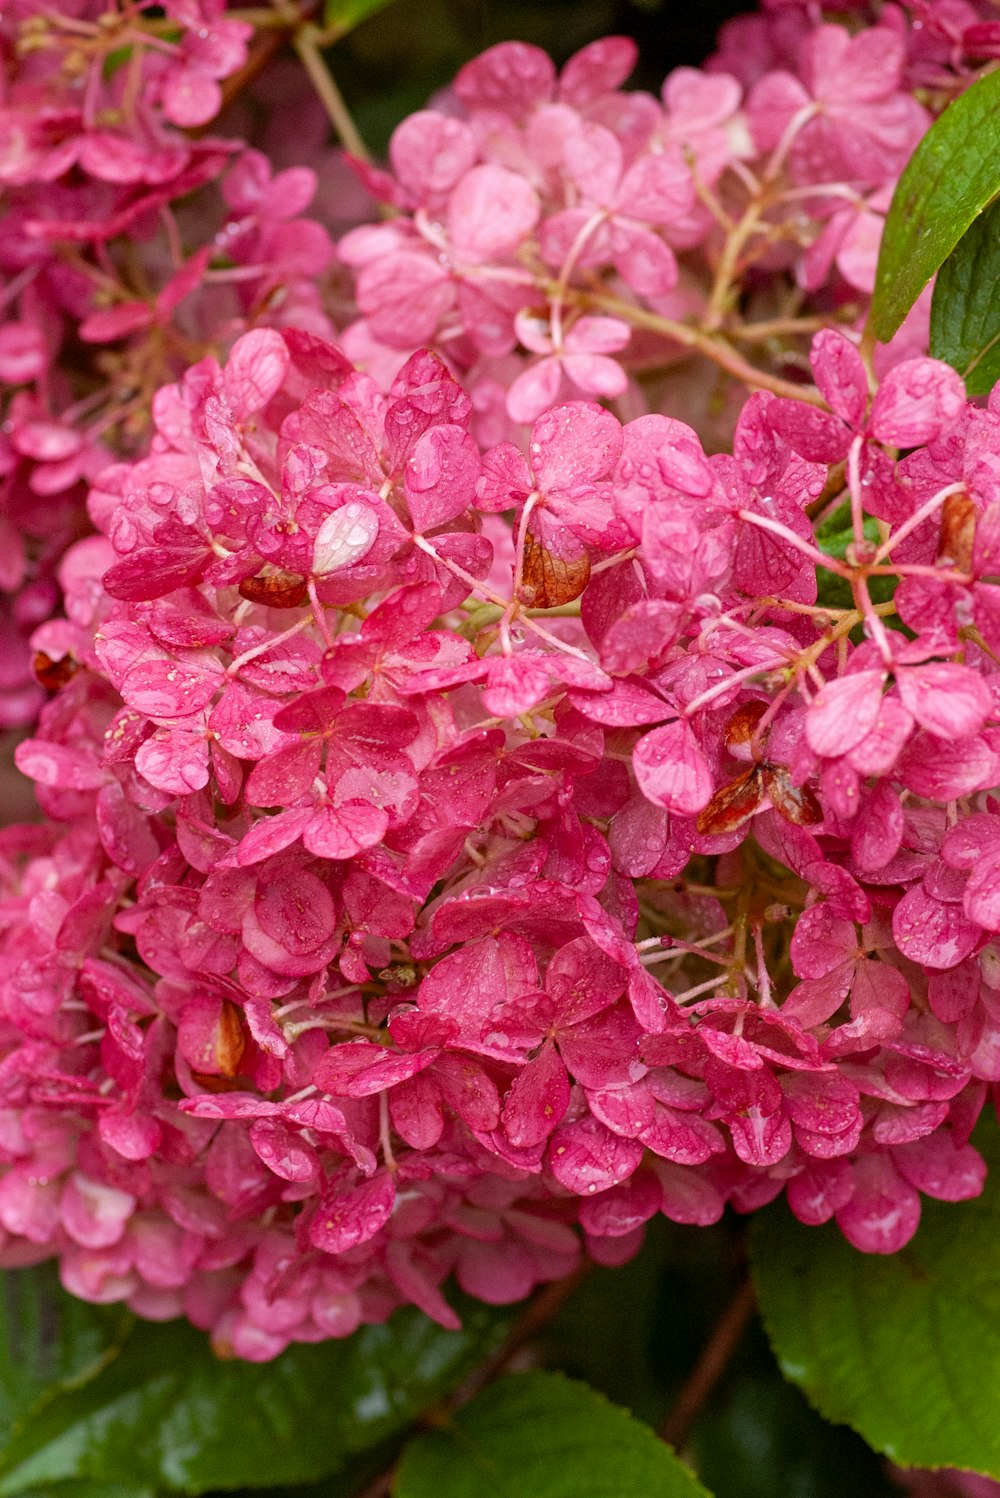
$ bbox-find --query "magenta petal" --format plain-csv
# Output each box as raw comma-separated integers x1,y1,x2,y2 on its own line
809,329,868,428
578,1169,661,1238
896,662,992,740
303,801,389,860
502,1044,571,1147
548,1114,643,1195
868,357,965,447
893,885,982,970
651,1160,725,1225
314,1041,438,1097
531,401,623,489
309,1171,395,1254
249,1117,319,1182
786,1158,854,1226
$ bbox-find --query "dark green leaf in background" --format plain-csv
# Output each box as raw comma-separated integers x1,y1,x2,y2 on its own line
930,196,1000,395
690,1365,898,1498
752,1121,1000,1477
869,67,1000,343
393,1371,712,1498
0,1274,507,1497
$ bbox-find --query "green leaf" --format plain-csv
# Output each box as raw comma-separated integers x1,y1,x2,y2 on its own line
393,1371,712,1498
323,0,398,35
0,1267,129,1448
930,196,1000,395
869,67,1000,343
751,1120,1000,1476
0,1280,507,1496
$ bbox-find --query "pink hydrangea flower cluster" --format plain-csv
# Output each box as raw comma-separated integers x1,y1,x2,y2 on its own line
0,0,335,724
4,301,1000,1359
337,4,993,432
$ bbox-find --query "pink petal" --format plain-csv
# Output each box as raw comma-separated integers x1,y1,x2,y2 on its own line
633,719,713,815
531,400,623,489
767,399,849,463
314,1040,438,1096
893,885,982,970
302,801,388,860
578,1169,661,1238
786,1159,854,1225
790,904,856,980
892,1130,986,1202
964,850,1000,931
506,357,563,425
454,41,556,116
249,1117,319,1183
835,1154,920,1254
805,670,885,757
868,357,966,447
561,351,628,400
222,330,290,421
896,663,991,739
405,425,481,532
851,780,904,871
560,37,637,105
447,165,540,264
651,1160,725,1225
809,329,868,428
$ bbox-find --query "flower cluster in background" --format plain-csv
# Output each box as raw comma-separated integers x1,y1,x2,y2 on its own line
2,0,1000,1362
0,0,337,725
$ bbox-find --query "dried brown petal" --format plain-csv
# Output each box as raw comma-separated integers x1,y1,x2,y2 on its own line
32,650,79,690
764,765,823,826
696,766,765,835
239,570,309,609
723,698,768,750
518,522,591,609
938,491,977,572
215,999,247,1078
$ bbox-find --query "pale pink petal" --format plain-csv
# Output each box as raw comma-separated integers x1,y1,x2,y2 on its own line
222,330,290,421
312,501,378,576
896,663,991,740
868,357,966,447
448,165,540,265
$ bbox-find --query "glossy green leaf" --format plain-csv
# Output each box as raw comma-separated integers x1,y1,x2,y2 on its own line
869,68,1000,343
0,1267,128,1450
752,1122,1000,1476
393,1371,712,1498
323,0,398,35
930,196,1000,395
0,1287,507,1496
